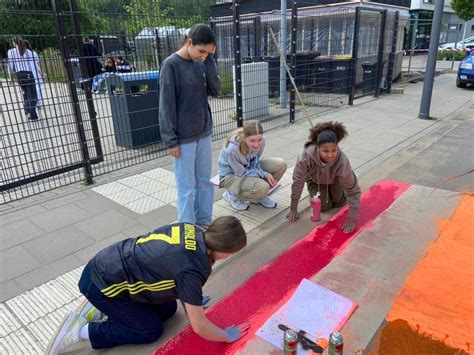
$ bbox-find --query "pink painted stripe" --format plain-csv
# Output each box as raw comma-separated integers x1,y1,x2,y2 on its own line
154,180,411,355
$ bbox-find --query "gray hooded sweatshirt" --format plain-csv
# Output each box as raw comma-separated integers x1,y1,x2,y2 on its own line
158,53,220,149
217,135,269,179
291,144,361,222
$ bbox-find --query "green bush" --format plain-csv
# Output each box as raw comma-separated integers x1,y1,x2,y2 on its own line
219,73,233,96
437,50,470,61
39,48,67,83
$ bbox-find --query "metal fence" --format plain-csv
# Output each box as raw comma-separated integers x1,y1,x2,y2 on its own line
0,0,403,203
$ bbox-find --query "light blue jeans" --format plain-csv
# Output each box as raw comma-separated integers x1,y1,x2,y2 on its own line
174,135,213,225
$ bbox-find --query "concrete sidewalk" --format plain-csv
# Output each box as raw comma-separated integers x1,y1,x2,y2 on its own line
0,73,472,353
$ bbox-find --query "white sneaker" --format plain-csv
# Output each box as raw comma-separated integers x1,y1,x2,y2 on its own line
223,191,249,211
254,196,277,208
45,311,87,355
76,299,103,322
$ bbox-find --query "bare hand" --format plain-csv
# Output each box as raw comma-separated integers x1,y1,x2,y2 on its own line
225,323,250,343
343,219,356,233
266,174,277,187
287,210,300,223
168,146,180,158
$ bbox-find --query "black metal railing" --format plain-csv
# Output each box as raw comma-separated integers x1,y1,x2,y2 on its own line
1,0,403,203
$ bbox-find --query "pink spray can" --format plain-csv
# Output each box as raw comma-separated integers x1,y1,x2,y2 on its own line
311,192,321,222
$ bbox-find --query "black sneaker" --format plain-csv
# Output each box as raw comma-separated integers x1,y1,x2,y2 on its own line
27,113,38,120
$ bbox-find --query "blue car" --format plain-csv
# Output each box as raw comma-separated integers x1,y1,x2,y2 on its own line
456,50,474,88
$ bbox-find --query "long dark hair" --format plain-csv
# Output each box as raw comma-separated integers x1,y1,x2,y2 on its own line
13,37,26,56
304,121,348,148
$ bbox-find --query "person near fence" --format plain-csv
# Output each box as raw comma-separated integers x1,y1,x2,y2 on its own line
91,56,116,93
7,37,39,121
115,56,133,73
81,37,102,91
24,40,45,108
287,121,361,233
217,120,287,211
159,24,220,229
45,216,249,354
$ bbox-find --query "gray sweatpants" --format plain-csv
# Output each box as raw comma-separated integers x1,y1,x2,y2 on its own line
220,158,287,202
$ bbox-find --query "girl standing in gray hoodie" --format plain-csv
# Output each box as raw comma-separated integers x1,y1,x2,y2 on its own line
287,121,361,233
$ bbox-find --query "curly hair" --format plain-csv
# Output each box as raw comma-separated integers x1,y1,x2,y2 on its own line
304,121,348,148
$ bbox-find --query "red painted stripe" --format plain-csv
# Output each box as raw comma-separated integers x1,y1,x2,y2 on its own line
154,180,411,355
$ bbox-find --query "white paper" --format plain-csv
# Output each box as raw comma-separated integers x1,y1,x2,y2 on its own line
268,181,282,195
256,279,357,353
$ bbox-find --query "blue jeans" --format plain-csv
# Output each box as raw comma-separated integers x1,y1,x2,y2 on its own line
91,72,113,92
174,135,213,225
78,264,177,349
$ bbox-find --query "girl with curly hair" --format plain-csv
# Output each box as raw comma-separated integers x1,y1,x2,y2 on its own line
287,121,361,233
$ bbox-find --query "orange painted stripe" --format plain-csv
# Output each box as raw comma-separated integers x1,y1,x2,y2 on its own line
386,195,474,352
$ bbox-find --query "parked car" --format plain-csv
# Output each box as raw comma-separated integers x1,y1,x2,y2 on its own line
456,50,474,88
439,36,474,51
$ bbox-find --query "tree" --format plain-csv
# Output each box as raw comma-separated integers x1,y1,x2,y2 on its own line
124,0,173,35
451,0,474,42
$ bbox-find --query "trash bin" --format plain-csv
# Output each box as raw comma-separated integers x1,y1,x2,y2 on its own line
331,58,351,94
314,58,332,93
106,71,160,148
260,56,282,98
294,52,320,91
361,61,386,94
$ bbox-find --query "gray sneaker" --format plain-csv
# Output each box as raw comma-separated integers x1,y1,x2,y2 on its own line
223,191,249,211
254,196,277,208
45,311,87,355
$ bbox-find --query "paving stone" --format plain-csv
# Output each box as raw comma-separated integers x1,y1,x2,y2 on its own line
105,188,147,206
125,197,168,214
132,181,170,195
0,219,45,251
151,187,177,204
14,254,84,294
0,303,21,337
28,204,89,233
40,191,88,210
22,226,95,265
117,174,153,187
136,205,177,230
0,280,23,303
0,204,47,226
0,246,40,284
91,181,129,196
72,193,124,215
73,209,136,241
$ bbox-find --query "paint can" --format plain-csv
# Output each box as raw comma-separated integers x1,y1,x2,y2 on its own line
283,329,298,354
328,331,344,354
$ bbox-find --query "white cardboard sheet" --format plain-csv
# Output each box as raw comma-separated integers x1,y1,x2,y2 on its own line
256,279,357,353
